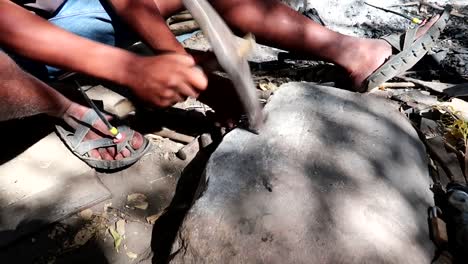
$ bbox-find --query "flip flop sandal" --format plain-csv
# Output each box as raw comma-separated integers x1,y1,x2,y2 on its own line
360,6,452,92
55,110,151,171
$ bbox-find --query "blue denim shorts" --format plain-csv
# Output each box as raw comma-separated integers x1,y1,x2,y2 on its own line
4,0,135,80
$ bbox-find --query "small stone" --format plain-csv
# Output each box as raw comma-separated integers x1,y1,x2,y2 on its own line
103,202,112,215
259,82,278,91
126,252,138,260
127,193,149,210
78,209,93,220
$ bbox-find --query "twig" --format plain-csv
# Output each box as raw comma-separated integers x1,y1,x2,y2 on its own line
398,76,456,93
176,136,200,160
419,1,465,18
146,128,195,144
444,141,464,159
169,20,200,35
415,128,455,181
166,13,194,25
464,148,468,183
389,2,419,7
365,2,423,24
379,82,416,88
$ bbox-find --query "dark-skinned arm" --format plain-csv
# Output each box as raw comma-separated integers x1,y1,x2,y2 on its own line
0,0,136,86
107,0,218,66
0,1,207,107
107,0,186,54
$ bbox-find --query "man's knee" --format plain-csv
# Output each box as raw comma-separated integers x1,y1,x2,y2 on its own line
0,51,18,77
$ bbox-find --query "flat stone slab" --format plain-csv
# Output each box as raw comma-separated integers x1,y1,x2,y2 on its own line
170,83,434,263
0,133,110,246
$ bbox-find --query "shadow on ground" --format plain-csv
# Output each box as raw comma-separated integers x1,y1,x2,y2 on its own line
149,142,218,264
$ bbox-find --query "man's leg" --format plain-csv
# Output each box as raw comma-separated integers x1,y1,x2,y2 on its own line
152,0,390,88
209,0,393,88
154,0,439,89
0,51,70,120
0,51,144,161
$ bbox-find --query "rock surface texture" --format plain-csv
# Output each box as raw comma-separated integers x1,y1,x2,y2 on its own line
169,83,435,264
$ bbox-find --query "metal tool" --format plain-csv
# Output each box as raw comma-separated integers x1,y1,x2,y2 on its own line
75,80,122,140
365,2,423,24
182,0,264,133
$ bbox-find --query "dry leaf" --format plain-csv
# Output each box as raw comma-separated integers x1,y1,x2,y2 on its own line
108,227,122,252
134,202,148,210
126,251,138,260
73,228,94,246
116,219,126,236
440,98,468,122
79,209,93,220
259,82,278,91
127,193,149,210
146,212,164,224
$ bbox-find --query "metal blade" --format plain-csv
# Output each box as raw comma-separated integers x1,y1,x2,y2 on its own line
182,0,264,132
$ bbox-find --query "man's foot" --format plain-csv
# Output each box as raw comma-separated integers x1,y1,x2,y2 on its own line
62,103,145,161
342,14,441,90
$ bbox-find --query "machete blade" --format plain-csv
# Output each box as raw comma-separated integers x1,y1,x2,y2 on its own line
182,0,264,133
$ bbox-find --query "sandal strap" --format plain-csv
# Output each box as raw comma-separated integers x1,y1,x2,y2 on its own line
68,112,140,156
68,110,99,150
403,27,418,51
75,138,116,156
115,126,133,153
76,126,139,156
115,126,136,154
381,26,418,52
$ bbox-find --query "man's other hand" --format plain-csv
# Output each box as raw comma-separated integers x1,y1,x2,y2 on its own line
126,53,208,107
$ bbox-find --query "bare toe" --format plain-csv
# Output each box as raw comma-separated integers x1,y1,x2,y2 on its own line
121,148,131,158
131,132,144,150
99,148,114,161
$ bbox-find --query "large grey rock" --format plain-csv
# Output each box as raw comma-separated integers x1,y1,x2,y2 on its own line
171,83,434,264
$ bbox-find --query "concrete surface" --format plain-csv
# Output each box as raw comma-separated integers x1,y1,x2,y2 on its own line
169,83,435,264
0,132,189,264
0,132,110,247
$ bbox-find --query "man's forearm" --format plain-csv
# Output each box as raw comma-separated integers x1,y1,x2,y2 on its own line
0,1,137,85
108,0,186,54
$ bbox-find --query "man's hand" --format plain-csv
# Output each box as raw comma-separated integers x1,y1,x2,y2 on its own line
125,53,208,107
